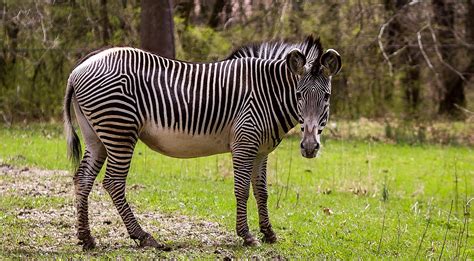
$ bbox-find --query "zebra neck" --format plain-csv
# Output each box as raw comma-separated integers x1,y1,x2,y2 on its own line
258,59,300,137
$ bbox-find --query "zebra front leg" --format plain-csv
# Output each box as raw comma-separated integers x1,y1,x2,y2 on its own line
103,148,168,250
251,155,277,243
74,149,106,250
232,146,260,246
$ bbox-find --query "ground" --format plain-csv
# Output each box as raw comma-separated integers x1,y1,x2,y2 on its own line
0,123,473,259
0,164,244,259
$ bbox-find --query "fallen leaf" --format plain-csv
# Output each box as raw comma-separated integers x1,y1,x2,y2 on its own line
323,207,333,215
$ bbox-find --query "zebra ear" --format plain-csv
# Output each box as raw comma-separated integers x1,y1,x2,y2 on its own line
286,49,306,75
321,49,342,76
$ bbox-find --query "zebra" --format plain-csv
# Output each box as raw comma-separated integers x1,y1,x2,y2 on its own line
63,35,341,250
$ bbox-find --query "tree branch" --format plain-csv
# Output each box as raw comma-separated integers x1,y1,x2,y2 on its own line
417,25,442,87
427,23,466,81
378,17,394,76
377,0,422,76
454,104,474,115
35,0,47,44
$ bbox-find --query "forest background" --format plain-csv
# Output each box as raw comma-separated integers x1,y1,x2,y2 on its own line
0,0,473,126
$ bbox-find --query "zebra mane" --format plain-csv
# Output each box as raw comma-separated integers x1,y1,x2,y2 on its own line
227,35,323,71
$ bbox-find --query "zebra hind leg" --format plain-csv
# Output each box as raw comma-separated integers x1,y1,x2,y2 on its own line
102,141,170,250
74,147,107,250
72,100,107,250
251,155,277,243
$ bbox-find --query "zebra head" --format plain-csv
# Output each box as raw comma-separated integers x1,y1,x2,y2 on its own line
286,48,342,158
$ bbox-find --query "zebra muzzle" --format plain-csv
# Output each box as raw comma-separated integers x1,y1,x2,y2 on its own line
300,124,320,158
300,141,319,158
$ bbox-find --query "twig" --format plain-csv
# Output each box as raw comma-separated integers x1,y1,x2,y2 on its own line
377,0,422,77
0,111,12,127
35,0,48,44
276,138,293,208
1,0,6,23
274,150,279,205
454,104,474,115
438,200,454,260
415,217,431,259
283,148,293,199
377,210,387,254
225,5,272,30
454,160,459,216
396,212,401,247
417,25,442,89
427,23,466,81
378,18,394,76
388,45,407,58
461,198,472,260
417,26,436,73
452,29,474,50
454,207,466,260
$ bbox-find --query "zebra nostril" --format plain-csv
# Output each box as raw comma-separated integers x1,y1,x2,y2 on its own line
315,143,320,150
300,143,305,149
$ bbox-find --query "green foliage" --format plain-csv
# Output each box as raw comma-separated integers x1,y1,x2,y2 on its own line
0,1,472,122
175,17,231,62
0,1,141,122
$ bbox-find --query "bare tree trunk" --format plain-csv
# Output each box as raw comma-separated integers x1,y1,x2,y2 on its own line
432,0,465,117
461,0,474,101
1,1,19,68
208,0,227,28
140,0,175,58
100,0,111,45
192,0,212,24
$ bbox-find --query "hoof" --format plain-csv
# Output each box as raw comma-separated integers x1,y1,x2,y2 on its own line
262,230,277,244
260,227,277,244
79,236,96,251
139,234,171,251
243,234,260,247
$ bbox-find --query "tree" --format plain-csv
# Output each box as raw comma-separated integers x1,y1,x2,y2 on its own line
140,0,175,58
100,0,111,45
461,0,474,109
384,0,422,115
432,0,466,117
208,0,228,28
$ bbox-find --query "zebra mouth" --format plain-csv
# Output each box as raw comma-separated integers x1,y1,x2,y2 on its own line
301,149,318,158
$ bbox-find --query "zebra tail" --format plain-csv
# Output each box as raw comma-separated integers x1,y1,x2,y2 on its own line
63,77,81,169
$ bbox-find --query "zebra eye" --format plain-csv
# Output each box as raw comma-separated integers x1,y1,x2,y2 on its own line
296,92,302,100
318,129,323,134
301,125,304,132
324,93,330,102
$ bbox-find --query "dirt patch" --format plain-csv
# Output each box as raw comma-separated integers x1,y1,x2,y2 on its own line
0,164,239,258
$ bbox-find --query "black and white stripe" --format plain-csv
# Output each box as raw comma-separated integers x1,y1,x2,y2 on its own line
64,36,337,249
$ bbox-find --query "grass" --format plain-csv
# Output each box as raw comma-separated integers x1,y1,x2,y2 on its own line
0,123,473,259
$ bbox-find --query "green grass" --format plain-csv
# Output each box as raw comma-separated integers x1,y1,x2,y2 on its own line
0,123,473,259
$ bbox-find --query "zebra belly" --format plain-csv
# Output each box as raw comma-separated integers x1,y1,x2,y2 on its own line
139,125,231,158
